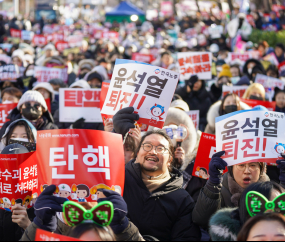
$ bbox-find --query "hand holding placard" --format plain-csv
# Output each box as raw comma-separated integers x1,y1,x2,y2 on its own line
208,151,227,185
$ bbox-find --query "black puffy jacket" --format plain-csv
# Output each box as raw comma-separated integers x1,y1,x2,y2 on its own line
123,160,201,241
0,107,58,138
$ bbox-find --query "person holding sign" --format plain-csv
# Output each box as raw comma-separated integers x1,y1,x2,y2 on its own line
273,87,285,114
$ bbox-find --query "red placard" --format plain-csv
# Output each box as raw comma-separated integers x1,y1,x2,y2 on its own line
0,152,38,211
101,31,119,41
33,35,47,47
193,133,227,179
0,103,18,129
240,98,276,111
55,41,69,52
35,229,80,241
100,82,110,111
52,33,64,43
36,130,125,202
132,53,155,64
10,29,21,38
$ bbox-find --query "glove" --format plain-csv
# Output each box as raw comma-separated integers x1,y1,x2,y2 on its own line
113,107,139,137
98,189,129,234
72,118,85,129
277,154,285,183
34,185,67,232
208,151,227,185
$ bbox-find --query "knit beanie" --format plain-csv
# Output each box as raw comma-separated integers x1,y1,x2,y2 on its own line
33,82,55,102
70,80,91,89
236,75,250,86
17,90,48,111
218,64,232,78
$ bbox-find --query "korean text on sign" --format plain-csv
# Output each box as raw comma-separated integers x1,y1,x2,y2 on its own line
216,108,285,166
59,88,103,123
187,110,200,131
36,130,125,202
0,152,38,211
222,86,248,98
0,103,17,129
101,59,179,129
34,67,68,83
0,64,21,81
177,52,212,80
35,229,80,241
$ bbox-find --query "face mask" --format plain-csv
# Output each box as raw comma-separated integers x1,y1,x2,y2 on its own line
231,77,240,85
54,91,59,95
25,70,34,77
22,107,42,121
248,68,253,75
2,100,13,104
249,95,264,101
224,105,238,114
10,138,29,142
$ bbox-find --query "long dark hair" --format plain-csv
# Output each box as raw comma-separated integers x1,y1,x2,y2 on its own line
219,93,241,116
237,213,285,241
67,223,115,241
5,120,35,146
238,181,284,225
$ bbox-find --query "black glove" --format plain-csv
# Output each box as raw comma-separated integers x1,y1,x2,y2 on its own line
34,185,67,232
208,151,227,185
72,118,85,129
113,107,139,137
277,154,285,184
98,189,129,234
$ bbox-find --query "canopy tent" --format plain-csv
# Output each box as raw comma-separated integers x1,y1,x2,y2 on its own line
105,1,146,23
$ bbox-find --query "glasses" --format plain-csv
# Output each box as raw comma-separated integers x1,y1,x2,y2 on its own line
24,102,41,109
236,163,259,172
141,143,169,154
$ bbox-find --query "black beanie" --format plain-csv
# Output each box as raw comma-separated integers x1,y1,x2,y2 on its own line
87,72,103,83
187,75,199,87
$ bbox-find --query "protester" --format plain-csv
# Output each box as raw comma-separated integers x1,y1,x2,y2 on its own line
237,213,285,241
0,90,58,138
266,64,279,78
274,87,285,113
242,83,266,101
205,93,250,134
209,181,284,241
1,87,22,103
176,75,212,131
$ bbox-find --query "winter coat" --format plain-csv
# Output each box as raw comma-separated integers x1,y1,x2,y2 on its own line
192,172,270,229
123,160,201,241
0,21,5,43
204,101,251,135
209,207,241,241
53,109,104,131
176,84,212,131
0,207,35,241
21,217,143,241
208,84,223,104
0,108,58,139
243,59,265,79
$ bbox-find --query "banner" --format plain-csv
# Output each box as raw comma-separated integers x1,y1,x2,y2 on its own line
184,28,197,39
35,229,80,241
0,54,11,64
59,88,103,123
101,59,179,129
55,41,69,52
68,35,83,48
161,1,173,16
36,130,125,202
132,53,155,64
240,98,276,111
21,31,34,41
193,133,228,179
10,29,21,38
177,52,212,80
227,51,260,64
0,152,38,211
0,64,21,81
222,85,248,98
34,67,68,83
187,110,199,131
255,74,284,101
33,35,47,47
216,109,285,166
208,25,223,39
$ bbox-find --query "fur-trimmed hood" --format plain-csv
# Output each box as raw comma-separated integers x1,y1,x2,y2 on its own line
207,101,251,130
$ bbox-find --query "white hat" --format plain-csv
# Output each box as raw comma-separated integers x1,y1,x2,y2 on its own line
33,82,55,102
3,197,11,204
43,44,56,52
24,54,34,64
70,80,91,89
58,184,71,193
17,90,48,111
170,100,190,112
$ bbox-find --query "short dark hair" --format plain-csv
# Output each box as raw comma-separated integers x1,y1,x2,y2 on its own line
266,64,279,78
161,51,171,58
77,184,90,198
230,64,242,76
67,223,115,241
237,213,285,241
5,120,35,146
200,168,208,174
1,87,23,100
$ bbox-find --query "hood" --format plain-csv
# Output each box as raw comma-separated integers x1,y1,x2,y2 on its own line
90,66,108,81
2,118,37,142
126,160,183,197
206,101,251,130
243,59,265,78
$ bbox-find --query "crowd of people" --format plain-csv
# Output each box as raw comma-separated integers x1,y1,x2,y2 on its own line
1,1,285,241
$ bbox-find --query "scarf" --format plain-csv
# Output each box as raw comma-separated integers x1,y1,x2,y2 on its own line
142,171,171,193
